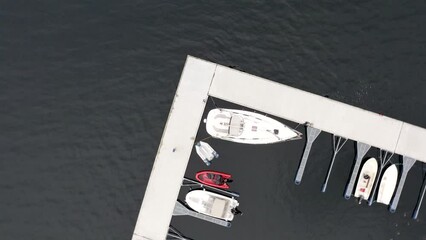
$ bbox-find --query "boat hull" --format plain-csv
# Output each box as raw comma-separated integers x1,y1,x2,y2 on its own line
205,108,301,144
195,170,231,189
377,164,398,205
185,190,239,221
354,158,378,201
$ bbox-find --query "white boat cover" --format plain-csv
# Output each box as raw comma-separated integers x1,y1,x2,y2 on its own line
377,164,398,205
185,190,239,221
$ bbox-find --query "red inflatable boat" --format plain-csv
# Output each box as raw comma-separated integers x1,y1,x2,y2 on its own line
195,170,232,189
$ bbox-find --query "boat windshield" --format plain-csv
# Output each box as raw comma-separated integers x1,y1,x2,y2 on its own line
212,112,244,137
212,113,231,135
229,115,244,136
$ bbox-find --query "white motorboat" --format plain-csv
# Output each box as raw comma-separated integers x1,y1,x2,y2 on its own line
377,164,398,205
185,190,241,221
205,108,302,144
354,158,378,203
195,141,219,166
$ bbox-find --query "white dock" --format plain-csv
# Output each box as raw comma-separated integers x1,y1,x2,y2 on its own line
133,56,426,240
132,57,215,240
208,66,426,162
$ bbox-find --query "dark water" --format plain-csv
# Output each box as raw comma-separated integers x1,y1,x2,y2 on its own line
1,1,426,239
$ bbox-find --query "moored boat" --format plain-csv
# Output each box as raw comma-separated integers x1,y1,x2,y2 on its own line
354,158,378,203
195,170,232,189
377,164,398,205
185,190,241,221
195,141,219,166
205,108,302,144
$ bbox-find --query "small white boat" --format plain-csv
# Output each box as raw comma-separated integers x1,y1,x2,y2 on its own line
205,108,302,144
354,158,378,203
377,164,398,205
195,141,219,166
185,190,240,221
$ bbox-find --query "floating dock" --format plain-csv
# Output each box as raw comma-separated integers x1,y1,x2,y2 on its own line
131,57,215,240
132,56,426,240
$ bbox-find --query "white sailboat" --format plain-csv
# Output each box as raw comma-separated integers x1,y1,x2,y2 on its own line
354,158,378,203
185,190,241,221
377,164,398,205
205,108,302,144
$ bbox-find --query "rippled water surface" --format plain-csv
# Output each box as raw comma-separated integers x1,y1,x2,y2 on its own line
1,1,426,239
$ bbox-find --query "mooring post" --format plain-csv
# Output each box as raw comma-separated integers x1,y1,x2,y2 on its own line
344,142,371,199
294,125,321,185
412,163,426,219
321,135,348,192
390,156,417,213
